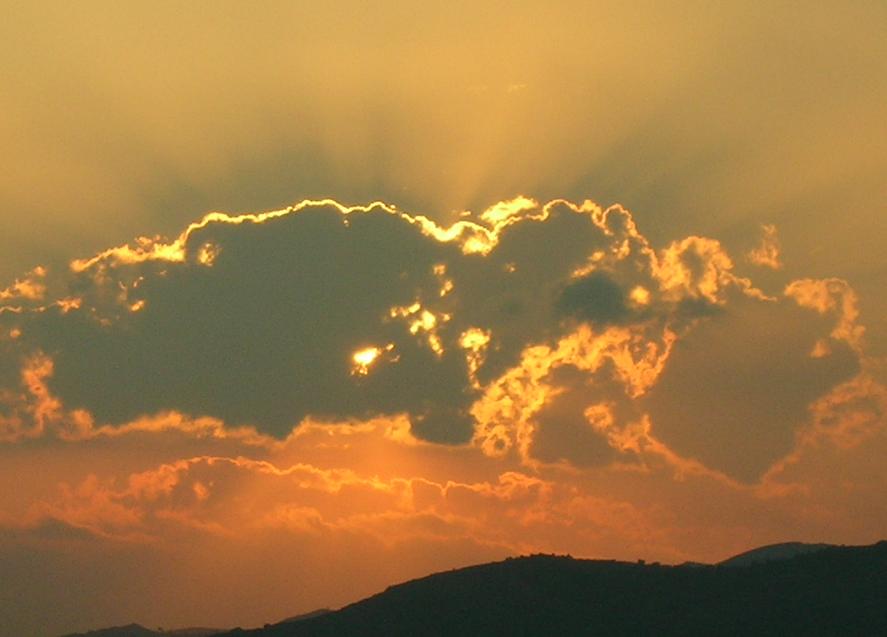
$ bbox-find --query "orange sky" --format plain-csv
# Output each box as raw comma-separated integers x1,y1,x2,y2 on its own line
1,3,885,636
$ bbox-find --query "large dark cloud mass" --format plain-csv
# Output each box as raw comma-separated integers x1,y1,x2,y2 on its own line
0,198,871,480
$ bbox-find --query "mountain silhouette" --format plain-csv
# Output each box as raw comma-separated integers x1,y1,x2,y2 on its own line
222,541,886,636
61,541,887,637
717,541,832,568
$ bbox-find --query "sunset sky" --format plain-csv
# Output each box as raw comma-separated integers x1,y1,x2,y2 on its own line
1,3,886,635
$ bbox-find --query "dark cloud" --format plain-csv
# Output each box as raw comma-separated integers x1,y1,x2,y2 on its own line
530,363,640,468
644,291,860,481
0,199,870,483
0,200,627,444
557,273,630,326
11,204,480,441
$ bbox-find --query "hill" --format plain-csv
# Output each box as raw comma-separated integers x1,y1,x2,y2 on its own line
223,541,887,636
717,541,832,568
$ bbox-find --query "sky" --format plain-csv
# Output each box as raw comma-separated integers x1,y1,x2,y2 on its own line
1,2,885,635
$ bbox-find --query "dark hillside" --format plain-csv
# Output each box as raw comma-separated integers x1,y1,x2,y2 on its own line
227,542,887,637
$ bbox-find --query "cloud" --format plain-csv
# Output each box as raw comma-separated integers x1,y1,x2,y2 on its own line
746,224,782,269
643,289,860,482
6,198,649,448
557,273,632,325
785,277,865,354
0,197,878,485
0,416,680,564
0,266,46,304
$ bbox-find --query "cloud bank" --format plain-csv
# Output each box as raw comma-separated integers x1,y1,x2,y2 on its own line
0,198,869,475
